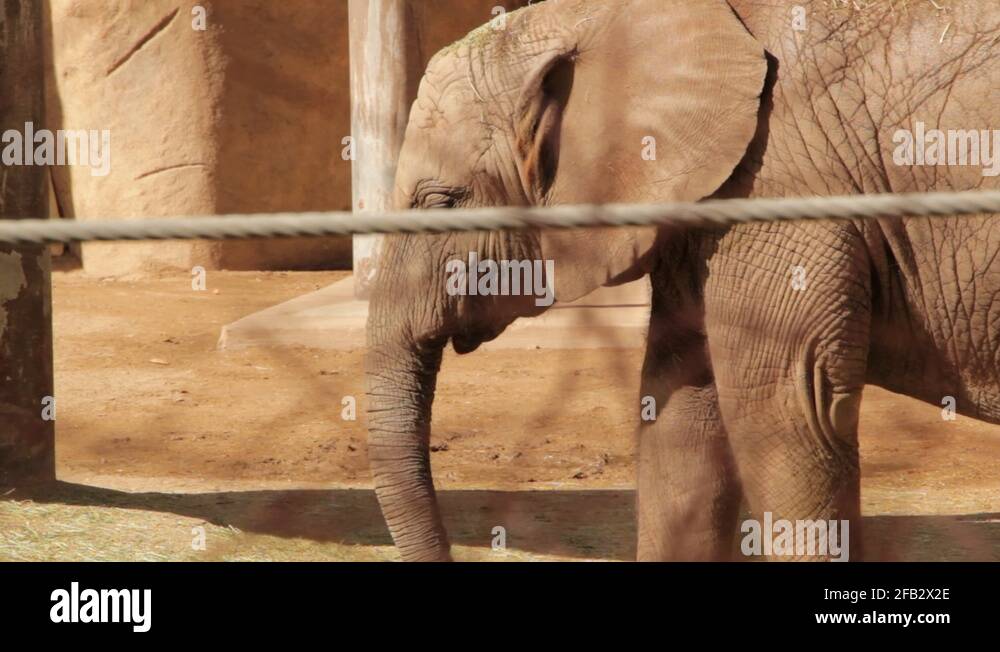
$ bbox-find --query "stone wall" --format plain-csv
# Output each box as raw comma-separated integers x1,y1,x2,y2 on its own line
44,0,530,276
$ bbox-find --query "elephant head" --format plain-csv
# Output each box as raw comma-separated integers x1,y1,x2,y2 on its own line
365,0,767,561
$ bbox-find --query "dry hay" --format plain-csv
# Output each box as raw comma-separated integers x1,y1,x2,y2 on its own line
0,483,580,562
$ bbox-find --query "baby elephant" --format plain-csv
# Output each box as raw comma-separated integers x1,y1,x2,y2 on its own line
365,0,1000,560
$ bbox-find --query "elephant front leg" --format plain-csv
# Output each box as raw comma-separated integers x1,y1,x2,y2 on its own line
637,382,742,561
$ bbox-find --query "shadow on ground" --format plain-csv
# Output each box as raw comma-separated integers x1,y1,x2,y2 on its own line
4,482,1000,561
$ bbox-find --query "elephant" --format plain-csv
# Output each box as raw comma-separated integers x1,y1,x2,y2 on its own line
364,0,1000,561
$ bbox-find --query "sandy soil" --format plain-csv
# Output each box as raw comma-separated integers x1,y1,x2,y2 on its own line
1,269,998,561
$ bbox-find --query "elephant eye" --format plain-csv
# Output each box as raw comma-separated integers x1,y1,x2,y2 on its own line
422,192,458,209
412,185,466,210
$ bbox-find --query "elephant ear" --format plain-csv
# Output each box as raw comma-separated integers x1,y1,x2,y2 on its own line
512,0,768,302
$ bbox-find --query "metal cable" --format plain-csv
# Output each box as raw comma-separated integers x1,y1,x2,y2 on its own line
3,190,1000,244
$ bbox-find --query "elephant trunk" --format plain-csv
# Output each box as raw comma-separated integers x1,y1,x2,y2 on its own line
365,326,451,562
363,231,547,561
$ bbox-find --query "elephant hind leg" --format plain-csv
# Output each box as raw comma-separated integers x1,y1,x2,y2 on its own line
711,339,866,562
637,382,742,561
705,222,871,561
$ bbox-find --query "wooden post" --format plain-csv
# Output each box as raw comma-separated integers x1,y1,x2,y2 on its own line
348,0,420,298
0,0,55,484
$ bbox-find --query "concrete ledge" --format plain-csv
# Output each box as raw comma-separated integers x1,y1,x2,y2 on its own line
218,276,650,351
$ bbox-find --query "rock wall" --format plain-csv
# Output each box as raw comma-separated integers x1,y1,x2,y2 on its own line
44,0,530,276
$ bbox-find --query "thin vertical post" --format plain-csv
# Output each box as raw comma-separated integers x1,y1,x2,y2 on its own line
348,0,420,298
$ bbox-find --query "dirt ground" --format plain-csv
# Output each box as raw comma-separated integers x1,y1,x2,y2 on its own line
1,269,999,561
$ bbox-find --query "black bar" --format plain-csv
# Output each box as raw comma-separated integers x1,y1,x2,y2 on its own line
0,562,992,639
